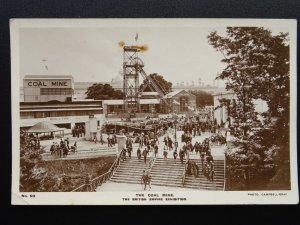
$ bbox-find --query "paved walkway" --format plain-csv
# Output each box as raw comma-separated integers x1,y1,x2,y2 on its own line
40,129,227,161
40,135,114,152
40,134,118,160
96,130,227,192
96,181,199,192
130,130,227,160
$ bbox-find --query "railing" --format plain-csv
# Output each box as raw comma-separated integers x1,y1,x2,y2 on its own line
42,146,117,161
71,151,122,192
223,153,226,191
181,160,189,186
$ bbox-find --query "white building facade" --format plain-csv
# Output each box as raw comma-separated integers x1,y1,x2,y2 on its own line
213,91,268,125
23,75,74,102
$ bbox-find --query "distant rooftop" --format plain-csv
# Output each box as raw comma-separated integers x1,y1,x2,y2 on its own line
163,90,196,99
212,90,234,96
103,99,160,105
24,75,73,79
163,90,183,98
141,92,159,96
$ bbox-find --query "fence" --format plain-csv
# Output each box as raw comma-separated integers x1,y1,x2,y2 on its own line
42,146,117,161
71,151,122,192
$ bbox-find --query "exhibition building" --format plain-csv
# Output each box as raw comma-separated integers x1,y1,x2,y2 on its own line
20,75,104,129
20,75,199,129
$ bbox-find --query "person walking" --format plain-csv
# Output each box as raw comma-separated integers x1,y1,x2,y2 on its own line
209,161,215,181
163,148,168,160
206,152,214,164
137,148,142,160
179,149,185,164
107,134,112,147
173,150,178,163
79,126,83,137
168,137,173,150
154,144,158,158
82,124,85,136
163,144,168,153
76,127,79,138
66,138,70,149
200,149,206,169
60,138,64,147
127,146,132,159
121,148,127,161
155,134,159,144
50,142,55,155
142,148,148,163
100,133,104,144
164,136,168,148
141,170,151,191
72,125,75,137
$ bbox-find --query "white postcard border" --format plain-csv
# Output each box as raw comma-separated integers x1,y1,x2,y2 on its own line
11,18,298,205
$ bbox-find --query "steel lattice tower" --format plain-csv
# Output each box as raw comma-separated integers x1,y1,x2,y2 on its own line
122,43,170,114
123,46,141,113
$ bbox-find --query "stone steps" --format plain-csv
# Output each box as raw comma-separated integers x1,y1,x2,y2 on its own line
183,159,225,190
109,156,225,191
149,158,185,187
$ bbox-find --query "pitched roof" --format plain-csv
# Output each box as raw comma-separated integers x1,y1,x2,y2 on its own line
163,90,195,99
103,99,160,105
27,121,65,133
164,90,183,98
141,92,160,96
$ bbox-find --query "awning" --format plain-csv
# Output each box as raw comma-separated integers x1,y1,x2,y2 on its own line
27,121,66,133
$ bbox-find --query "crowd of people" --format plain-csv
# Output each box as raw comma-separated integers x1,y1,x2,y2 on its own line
107,134,117,147
20,114,226,190
116,117,228,183
180,120,224,137
71,124,86,138
121,132,159,163
50,138,77,158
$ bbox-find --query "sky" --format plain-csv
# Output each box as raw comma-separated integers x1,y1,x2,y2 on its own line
19,24,289,87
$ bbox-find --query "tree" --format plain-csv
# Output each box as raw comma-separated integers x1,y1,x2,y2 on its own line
20,144,45,191
208,27,289,118
189,90,213,108
85,83,124,100
208,27,289,137
208,27,290,190
140,73,172,94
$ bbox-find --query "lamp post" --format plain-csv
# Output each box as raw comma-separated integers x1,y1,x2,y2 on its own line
174,118,178,150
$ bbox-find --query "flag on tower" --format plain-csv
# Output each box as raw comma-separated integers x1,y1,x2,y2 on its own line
135,33,138,42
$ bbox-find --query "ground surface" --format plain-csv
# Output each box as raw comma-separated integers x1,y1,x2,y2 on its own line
37,128,227,191
96,130,227,192
97,182,199,192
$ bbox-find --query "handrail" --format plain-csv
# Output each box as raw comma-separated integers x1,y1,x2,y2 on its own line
181,160,188,186
223,153,226,191
71,151,123,192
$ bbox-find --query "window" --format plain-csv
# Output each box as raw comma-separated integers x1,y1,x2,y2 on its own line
40,88,73,95
180,97,188,112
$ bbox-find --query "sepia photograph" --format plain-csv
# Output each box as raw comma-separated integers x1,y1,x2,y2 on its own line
10,19,298,204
